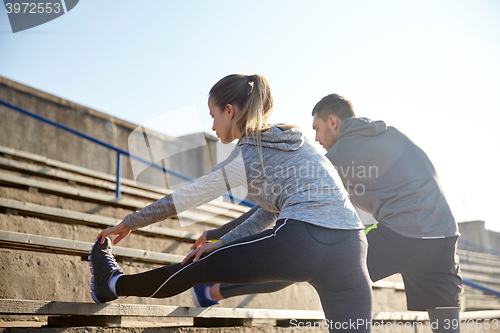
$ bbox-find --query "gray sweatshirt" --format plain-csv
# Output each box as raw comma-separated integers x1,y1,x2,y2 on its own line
326,117,459,238
124,125,362,244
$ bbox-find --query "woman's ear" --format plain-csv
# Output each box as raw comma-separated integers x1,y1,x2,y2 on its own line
226,104,236,120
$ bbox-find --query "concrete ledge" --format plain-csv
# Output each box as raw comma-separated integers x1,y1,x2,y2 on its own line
371,280,405,291
457,249,500,261
465,294,500,310
0,198,199,243
0,145,249,214
0,156,243,220
0,299,325,320
457,249,500,267
461,273,500,287
2,300,500,321
0,172,228,227
461,263,500,276
0,230,184,264
0,230,407,293
0,230,406,294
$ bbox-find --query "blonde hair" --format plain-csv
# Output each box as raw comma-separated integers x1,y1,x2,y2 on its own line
209,74,274,170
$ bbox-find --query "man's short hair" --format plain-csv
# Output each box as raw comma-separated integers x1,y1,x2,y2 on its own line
312,94,355,120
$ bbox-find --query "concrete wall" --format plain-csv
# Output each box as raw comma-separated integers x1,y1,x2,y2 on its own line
458,220,500,253
0,76,218,188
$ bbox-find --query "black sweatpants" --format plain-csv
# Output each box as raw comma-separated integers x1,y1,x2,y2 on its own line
116,219,372,332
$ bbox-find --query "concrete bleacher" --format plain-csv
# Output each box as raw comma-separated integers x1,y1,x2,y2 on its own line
1,74,499,331
1,145,500,332
459,248,500,311
0,145,324,328
0,76,500,333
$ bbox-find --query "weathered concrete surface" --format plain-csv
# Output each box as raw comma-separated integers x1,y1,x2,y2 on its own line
0,241,407,313
0,161,325,313
0,75,218,188
0,247,324,311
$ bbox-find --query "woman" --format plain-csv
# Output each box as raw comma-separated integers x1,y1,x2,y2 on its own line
90,74,372,332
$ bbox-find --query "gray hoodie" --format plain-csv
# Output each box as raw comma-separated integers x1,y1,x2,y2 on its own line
124,125,363,244
326,117,459,238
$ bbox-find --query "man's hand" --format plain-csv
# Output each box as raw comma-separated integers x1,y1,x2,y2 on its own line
182,240,224,265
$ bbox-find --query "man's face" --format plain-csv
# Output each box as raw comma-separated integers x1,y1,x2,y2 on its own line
312,113,340,151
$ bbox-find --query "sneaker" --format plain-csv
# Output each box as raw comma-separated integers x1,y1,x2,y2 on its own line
89,237,123,303
190,284,219,307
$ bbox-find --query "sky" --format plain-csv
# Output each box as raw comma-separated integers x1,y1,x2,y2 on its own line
1,0,499,232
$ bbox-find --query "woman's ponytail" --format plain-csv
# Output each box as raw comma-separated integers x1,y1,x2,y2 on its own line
235,75,272,136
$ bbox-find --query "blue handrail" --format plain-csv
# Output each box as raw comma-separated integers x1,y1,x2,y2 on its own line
463,279,500,298
457,239,500,298
458,238,500,266
0,99,255,207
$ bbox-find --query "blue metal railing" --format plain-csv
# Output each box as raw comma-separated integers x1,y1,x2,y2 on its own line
0,99,255,207
463,279,500,298
457,238,500,298
4,99,500,297
458,238,500,260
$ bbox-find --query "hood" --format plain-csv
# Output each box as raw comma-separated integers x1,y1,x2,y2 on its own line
239,124,304,151
338,117,387,140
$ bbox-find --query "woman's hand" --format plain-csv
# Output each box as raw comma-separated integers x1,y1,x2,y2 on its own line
191,230,208,250
182,240,224,265
97,221,131,245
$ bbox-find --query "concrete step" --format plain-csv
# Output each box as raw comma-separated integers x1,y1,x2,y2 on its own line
0,212,194,256
0,246,327,311
0,145,249,214
0,184,136,220
0,299,324,321
0,156,246,221
456,248,500,294
0,185,210,234
1,147,497,318
0,230,184,265
461,272,500,288
0,229,324,310
461,263,500,277
464,294,500,310
0,229,409,291
0,247,189,306
0,171,230,227
0,198,200,243
1,299,499,331
457,249,500,267
0,230,408,312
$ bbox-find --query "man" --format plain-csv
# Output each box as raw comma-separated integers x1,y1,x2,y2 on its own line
191,94,462,333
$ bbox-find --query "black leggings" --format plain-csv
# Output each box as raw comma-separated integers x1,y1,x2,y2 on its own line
116,219,372,332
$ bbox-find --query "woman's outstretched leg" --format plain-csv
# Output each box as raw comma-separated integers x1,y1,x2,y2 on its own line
115,220,319,298
91,220,372,333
